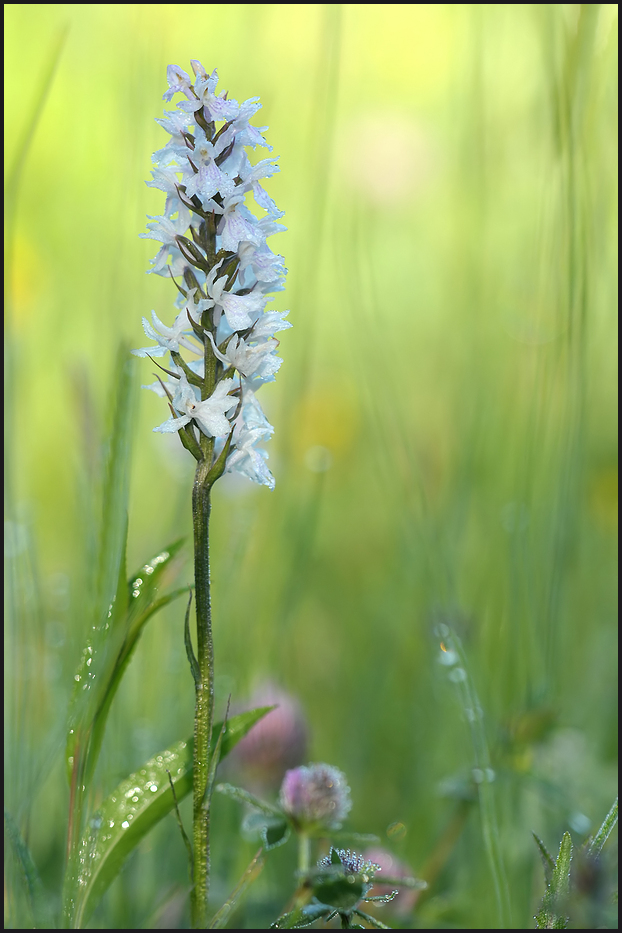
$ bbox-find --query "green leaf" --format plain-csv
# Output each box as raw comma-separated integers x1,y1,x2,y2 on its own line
202,707,229,812
215,779,282,817
238,807,290,849
328,831,381,845
184,590,200,685
551,833,572,901
312,875,366,912
352,908,392,929
533,832,556,884
270,902,332,929
209,847,264,928
4,808,55,929
535,831,572,929
88,585,189,762
66,539,187,796
71,706,274,928
94,347,136,633
368,875,427,890
587,797,618,859
63,348,138,927
262,819,291,850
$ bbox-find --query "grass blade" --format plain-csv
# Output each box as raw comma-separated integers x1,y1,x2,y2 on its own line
533,832,556,884
535,831,573,929
209,847,265,929
4,808,55,929
587,797,618,859
352,908,392,930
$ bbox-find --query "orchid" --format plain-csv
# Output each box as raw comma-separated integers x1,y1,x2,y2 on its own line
133,60,291,930
134,59,288,490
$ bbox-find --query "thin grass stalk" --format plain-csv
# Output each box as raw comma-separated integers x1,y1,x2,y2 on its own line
439,625,512,927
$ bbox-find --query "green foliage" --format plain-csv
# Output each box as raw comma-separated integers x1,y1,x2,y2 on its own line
262,820,291,850
216,780,291,850
216,781,283,817
270,902,333,929
313,874,366,912
535,832,572,929
4,809,55,930
209,848,265,929
71,707,275,928
65,538,187,787
534,798,618,930
532,833,556,884
587,796,618,859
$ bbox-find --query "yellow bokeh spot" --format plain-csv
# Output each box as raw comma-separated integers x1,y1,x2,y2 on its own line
292,387,359,466
7,232,46,328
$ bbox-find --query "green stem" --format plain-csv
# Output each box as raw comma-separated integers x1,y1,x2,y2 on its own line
298,832,310,874
191,456,214,929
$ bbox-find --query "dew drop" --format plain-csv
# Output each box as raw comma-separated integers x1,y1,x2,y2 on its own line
150,784,158,793
449,667,467,683
472,768,485,784
121,820,130,829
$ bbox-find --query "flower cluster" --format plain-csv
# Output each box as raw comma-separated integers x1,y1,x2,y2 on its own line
134,61,289,489
317,848,381,878
279,763,352,830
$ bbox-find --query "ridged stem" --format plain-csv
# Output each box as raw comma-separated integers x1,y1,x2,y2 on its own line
190,455,214,929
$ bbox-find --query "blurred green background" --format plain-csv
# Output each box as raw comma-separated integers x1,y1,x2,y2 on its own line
5,3,618,929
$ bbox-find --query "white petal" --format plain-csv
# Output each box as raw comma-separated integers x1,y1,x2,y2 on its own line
154,414,191,433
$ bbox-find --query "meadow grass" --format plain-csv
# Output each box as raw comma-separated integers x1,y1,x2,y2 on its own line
4,4,617,929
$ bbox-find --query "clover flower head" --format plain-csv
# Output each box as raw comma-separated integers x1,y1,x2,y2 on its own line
135,60,289,488
279,764,352,829
228,682,308,791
